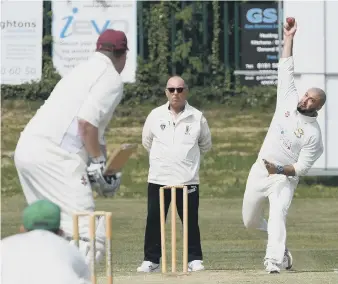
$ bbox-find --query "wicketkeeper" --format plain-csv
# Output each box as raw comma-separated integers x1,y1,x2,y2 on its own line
1,199,91,284
13,29,128,264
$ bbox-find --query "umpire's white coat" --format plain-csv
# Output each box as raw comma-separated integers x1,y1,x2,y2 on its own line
142,101,212,186
14,52,123,263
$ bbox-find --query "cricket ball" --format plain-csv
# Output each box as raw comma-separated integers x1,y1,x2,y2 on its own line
286,17,295,27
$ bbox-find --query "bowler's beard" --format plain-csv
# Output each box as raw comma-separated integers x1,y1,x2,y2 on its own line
297,106,317,117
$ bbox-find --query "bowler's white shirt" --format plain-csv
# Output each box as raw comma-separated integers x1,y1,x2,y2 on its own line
142,101,212,185
21,52,123,160
1,230,91,284
258,56,323,176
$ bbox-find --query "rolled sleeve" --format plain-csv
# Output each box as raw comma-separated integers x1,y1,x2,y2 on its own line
293,136,324,176
77,74,123,127
198,116,212,153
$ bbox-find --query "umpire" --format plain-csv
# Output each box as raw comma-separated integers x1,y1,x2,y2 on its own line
137,76,212,273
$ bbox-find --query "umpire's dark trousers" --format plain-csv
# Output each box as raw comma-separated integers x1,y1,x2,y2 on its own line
143,183,203,264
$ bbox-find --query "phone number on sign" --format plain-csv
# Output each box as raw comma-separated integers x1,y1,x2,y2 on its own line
1,67,37,76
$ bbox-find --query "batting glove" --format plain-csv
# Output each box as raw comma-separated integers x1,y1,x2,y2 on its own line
87,155,106,184
94,172,122,198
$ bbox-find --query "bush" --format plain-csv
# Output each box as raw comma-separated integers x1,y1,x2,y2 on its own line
1,55,277,109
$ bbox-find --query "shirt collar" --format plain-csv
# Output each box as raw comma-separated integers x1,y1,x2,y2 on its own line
297,111,318,123
93,51,113,65
166,100,189,113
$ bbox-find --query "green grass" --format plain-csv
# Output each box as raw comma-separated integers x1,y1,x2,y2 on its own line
1,100,337,198
1,100,338,283
1,196,338,283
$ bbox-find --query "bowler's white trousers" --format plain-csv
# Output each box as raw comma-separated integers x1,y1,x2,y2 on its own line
14,133,107,264
242,159,298,264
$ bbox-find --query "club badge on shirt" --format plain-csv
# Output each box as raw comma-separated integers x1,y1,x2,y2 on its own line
294,128,304,138
81,175,88,186
160,123,166,130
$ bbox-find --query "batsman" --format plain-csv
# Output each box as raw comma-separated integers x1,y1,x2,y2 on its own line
13,29,128,265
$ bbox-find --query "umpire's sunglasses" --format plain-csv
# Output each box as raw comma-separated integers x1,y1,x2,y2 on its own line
166,87,184,94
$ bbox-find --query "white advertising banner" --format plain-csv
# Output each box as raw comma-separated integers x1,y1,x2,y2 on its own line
0,0,43,85
284,0,338,175
52,0,137,83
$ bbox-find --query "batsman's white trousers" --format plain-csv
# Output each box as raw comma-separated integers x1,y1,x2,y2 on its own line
242,159,298,264
14,133,107,263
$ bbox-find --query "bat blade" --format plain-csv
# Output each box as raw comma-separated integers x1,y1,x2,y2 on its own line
104,143,137,175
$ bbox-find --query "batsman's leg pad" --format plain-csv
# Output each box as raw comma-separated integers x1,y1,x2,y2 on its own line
95,215,106,244
90,215,107,263
69,239,105,264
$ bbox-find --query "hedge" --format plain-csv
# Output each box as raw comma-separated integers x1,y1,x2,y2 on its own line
1,58,277,109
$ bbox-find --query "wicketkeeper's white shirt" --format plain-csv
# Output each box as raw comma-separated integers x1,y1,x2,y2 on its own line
1,230,91,284
142,101,212,185
21,52,123,160
258,56,324,176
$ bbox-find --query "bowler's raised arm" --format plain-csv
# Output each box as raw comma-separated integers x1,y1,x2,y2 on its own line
276,18,299,108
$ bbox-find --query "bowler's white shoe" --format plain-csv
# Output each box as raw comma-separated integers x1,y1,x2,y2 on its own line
282,248,293,270
188,260,205,272
136,261,160,272
264,260,280,274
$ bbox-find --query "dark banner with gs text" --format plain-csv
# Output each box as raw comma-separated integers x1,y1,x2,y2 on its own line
240,2,280,87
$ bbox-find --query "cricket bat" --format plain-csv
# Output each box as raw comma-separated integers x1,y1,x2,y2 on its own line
103,143,138,175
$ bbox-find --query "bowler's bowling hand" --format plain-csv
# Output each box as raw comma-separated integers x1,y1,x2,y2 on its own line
284,18,297,37
263,159,277,175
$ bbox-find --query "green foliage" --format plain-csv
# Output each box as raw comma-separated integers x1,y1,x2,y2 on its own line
1,0,278,109
211,1,220,75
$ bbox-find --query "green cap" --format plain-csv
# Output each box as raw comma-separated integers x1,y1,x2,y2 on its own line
23,200,61,231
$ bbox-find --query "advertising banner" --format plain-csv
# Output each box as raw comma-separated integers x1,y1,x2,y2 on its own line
52,0,137,83
284,0,338,175
0,0,43,85
240,3,279,87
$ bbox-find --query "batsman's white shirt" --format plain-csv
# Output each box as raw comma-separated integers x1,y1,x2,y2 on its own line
1,230,91,284
242,56,324,264
21,51,123,157
14,52,123,247
142,101,212,185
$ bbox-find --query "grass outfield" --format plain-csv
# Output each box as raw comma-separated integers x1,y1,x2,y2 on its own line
1,100,337,283
1,100,337,198
1,196,338,283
